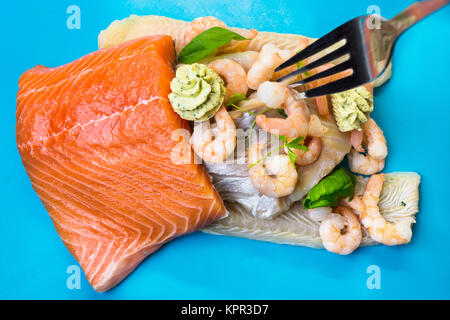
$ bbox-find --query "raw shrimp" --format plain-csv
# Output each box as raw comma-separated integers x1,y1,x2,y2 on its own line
289,136,322,166
348,118,387,175
208,59,248,103
183,17,257,52
247,44,289,90
190,106,236,164
319,206,362,255
344,174,412,246
248,142,298,198
255,82,327,139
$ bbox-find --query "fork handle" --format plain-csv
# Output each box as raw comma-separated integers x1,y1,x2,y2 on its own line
390,0,449,34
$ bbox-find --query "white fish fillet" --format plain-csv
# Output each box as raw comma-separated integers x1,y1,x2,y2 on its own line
204,173,421,249
99,15,188,54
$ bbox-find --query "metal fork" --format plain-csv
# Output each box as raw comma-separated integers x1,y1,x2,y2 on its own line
276,0,449,98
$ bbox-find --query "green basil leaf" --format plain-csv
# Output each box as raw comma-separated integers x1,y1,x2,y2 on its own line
279,135,288,143
296,48,304,69
287,149,296,167
289,145,309,151
278,109,288,118
302,167,356,209
227,93,248,106
296,49,312,77
178,27,248,64
286,137,304,147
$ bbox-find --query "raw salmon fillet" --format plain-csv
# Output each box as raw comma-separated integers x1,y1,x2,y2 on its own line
16,35,226,292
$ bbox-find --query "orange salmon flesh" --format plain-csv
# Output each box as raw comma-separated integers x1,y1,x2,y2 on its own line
16,35,226,292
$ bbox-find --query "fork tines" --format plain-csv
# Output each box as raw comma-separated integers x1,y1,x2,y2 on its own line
276,18,364,97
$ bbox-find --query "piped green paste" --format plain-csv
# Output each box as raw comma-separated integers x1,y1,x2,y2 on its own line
169,63,225,121
331,86,374,132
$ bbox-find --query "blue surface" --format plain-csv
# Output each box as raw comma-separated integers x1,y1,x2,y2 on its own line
1,0,449,300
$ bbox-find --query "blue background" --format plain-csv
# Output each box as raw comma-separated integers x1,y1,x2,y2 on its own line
1,0,449,300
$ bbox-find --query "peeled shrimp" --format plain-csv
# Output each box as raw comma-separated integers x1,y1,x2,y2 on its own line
361,118,387,160
289,136,322,166
256,83,309,138
348,118,387,175
319,206,362,255
348,149,385,175
201,51,259,72
344,174,412,246
271,38,309,81
183,17,227,46
248,142,298,198
183,16,257,52
255,81,327,139
308,114,328,137
247,44,291,90
190,106,236,164
208,59,248,103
